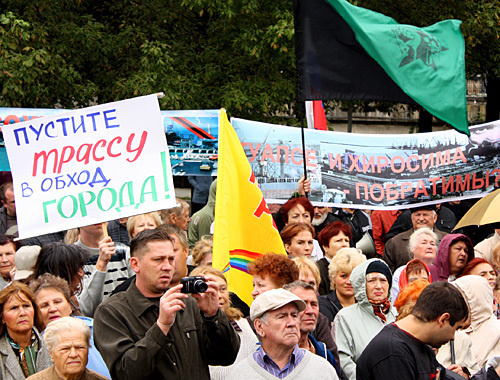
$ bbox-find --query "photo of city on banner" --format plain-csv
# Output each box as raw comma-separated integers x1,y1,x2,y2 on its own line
1,103,500,229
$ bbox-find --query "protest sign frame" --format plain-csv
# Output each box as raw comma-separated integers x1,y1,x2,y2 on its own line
3,94,176,239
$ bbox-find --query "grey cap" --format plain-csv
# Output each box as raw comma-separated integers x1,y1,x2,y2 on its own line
250,288,306,321
14,245,41,281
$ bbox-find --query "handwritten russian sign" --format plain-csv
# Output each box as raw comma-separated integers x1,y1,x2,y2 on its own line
3,94,176,239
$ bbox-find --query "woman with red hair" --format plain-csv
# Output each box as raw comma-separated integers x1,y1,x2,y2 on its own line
248,253,299,300
280,223,315,258
393,278,430,318
459,257,499,318
459,257,497,289
398,259,432,292
280,197,315,225
316,221,352,295
279,197,323,261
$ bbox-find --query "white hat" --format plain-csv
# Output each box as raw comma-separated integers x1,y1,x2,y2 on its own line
14,245,41,281
250,288,306,321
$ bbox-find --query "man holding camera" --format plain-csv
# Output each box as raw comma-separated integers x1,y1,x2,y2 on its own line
94,228,240,380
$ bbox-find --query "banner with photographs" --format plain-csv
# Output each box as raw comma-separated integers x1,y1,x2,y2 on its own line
231,118,500,209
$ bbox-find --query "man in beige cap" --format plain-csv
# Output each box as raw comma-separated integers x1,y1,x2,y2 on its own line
227,288,338,379
12,245,41,285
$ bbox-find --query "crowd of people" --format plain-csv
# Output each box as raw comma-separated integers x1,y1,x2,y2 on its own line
1,174,500,380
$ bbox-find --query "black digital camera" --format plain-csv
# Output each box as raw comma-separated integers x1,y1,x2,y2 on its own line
180,276,208,294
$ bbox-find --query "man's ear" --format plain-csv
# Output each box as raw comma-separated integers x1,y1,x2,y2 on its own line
169,214,177,224
437,312,451,327
254,318,266,339
130,256,140,274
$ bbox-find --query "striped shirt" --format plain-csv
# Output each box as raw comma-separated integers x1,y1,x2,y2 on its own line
253,345,305,379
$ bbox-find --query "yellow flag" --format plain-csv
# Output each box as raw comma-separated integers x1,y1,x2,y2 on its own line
213,110,286,306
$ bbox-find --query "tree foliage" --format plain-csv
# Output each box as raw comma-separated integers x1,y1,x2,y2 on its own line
0,0,296,123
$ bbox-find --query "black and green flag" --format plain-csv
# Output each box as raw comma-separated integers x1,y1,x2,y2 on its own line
294,0,469,135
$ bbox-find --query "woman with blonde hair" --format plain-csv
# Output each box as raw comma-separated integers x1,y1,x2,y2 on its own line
318,248,366,326
292,256,321,293
192,235,213,266
317,221,352,295
189,266,258,380
126,212,162,239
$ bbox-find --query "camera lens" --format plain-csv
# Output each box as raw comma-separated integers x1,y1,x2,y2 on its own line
193,279,208,293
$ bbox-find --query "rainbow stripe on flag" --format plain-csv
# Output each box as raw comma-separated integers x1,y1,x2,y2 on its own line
229,249,262,274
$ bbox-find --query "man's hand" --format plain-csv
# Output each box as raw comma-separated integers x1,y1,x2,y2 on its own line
157,284,188,334
191,274,220,318
96,236,115,272
297,175,311,196
447,364,469,379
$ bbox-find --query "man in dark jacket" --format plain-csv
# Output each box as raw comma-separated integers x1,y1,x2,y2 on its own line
284,281,342,377
357,281,469,380
94,228,240,379
0,182,17,236
384,205,447,272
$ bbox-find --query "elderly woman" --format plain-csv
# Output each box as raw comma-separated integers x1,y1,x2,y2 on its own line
319,248,366,326
248,253,299,299
281,223,315,259
334,258,397,379
0,235,19,290
460,258,497,289
27,317,108,380
33,243,108,318
0,283,51,379
396,259,432,297
30,274,110,378
126,212,162,239
190,266,258,380
292,256,322,293
316,221,352,295
430,233,474,282
391,227,437,302
192,235,213,267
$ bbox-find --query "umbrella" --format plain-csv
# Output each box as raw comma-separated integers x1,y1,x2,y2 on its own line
455,188,500,229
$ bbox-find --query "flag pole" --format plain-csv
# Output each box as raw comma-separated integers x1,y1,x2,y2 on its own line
298,101,308,197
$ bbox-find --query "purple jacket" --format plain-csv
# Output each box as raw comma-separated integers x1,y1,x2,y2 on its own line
429,233,474,281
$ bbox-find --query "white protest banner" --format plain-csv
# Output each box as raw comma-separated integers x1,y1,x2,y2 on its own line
231,117,500,209
3,94,176,239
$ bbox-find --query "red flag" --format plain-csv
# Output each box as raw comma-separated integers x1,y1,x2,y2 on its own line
305,101,328,130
